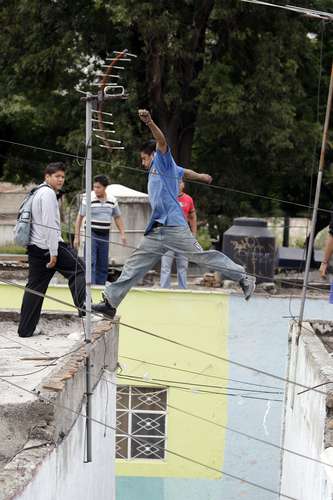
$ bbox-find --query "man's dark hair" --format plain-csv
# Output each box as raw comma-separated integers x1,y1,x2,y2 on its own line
140,140,156,155
44,162,66,176
94,174,109,187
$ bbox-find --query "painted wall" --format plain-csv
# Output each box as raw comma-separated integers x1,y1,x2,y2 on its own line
2,284,333,499
280,324,333,500
116,290,333,500
116,289,229,479
16,373,117,500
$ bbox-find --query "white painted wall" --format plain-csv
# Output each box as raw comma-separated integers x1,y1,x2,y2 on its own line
16,373,117,500
280,324,333,500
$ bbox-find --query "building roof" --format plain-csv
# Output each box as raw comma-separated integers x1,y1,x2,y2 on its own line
106,184,148,199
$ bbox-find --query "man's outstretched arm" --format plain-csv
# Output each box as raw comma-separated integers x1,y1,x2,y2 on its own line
183,168,212,184
138,109,167,153
320,233,333,277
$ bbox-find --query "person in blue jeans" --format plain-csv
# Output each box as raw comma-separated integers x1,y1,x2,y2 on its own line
93,110,256,318
74,175,127,285
160,180,197,289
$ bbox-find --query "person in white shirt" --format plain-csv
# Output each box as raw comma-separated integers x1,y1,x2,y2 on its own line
74,174,126,285
18,162,85,337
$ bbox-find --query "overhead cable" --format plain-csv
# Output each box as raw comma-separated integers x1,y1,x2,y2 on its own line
0,375,298,500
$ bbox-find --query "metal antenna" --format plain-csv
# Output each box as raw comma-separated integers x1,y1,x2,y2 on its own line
94,48,136,152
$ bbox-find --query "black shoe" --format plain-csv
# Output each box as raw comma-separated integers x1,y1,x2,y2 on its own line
92,294,116,319
78,307,86,318
239,276,256,301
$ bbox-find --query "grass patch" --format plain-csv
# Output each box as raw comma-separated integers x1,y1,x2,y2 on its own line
0,244,27,254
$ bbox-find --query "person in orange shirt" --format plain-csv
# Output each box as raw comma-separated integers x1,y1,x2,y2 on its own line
160,180,197,289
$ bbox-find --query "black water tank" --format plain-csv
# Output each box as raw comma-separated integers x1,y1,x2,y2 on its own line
222,218,276,283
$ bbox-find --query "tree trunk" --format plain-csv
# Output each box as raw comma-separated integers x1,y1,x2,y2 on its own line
146,0,215,168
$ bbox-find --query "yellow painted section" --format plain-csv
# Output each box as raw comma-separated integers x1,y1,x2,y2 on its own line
0,282,101,311
0,282,229,480
116,289,229,479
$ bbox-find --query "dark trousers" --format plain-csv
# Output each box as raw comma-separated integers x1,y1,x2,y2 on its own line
18,242,86,337
91,230,109,285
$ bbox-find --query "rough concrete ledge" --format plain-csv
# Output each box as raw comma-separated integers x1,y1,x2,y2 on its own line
0,314,119,500
298,321,333,391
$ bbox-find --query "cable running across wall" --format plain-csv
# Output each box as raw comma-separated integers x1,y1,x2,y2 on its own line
1,315,330,470
0,274,329,396
109,370,333,470
119,354,283,390
117,372,284,395
0,375,298,500
117,374,283,401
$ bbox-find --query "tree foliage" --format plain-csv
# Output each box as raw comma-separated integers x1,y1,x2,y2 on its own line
0,0,332,234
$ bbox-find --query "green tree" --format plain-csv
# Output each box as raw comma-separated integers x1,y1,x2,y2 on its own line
0,0,332,236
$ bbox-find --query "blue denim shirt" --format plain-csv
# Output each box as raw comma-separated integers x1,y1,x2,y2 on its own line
145,148,185,234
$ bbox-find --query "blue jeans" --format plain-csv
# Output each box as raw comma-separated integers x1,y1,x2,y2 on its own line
104,226,245,308
91,230,109,285
160,250,189,289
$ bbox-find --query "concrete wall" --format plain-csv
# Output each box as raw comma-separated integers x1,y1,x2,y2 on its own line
16,373,117,500
109,199,151,265
0,223,16,245
115,291,333,500
0,191,27,246
280,323,333,500
0,192,26,215
116,289,229,480
3,285,333,499
0,313,119,500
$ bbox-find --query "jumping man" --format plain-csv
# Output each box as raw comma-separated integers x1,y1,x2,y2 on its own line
92,110,255,318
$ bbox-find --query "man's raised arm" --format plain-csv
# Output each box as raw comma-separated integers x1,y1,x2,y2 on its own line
138,109,167,153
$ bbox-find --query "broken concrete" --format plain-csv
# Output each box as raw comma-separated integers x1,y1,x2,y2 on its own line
0,311,119,500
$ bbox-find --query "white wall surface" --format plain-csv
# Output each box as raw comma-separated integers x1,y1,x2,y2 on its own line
16,373,117,500
0,223,15,245
281,325,333,500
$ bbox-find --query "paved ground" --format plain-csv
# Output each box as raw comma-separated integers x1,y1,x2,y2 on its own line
0,315,84,405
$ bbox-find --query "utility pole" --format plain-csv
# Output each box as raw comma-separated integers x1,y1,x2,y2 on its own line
84,93,93,462
77,48,136,464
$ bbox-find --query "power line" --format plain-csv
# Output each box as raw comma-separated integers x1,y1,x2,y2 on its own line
0,275,328,396
8,218,331,295
119,354,283,390
0,137,332,215
165,401,333,471
0,333,86,378
117,372,283,395
119,320,328,395
0,332,83,361
107,371,333,469
0,317,328,471
0,324,282,392
117,374,283,401
0,375,297,499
